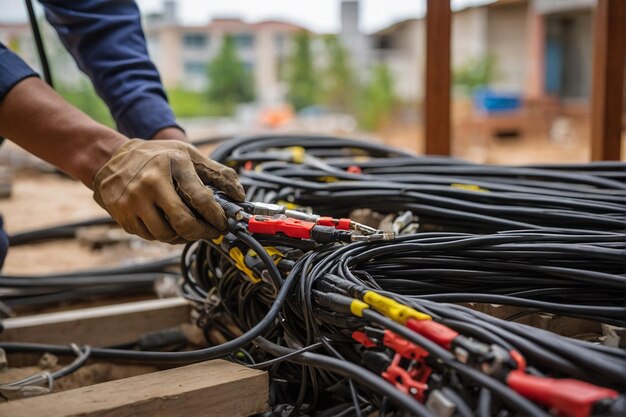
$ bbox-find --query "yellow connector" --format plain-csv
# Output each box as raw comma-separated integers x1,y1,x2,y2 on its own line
363,291,431,324
229,247,261,284
247,246,284,265
349,299,370,317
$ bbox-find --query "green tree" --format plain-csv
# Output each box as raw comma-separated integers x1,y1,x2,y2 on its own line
208,34,255,115
286,31,317,111
321,34,356,111
58,81,113,127
357,63,395,131
453,55,496,95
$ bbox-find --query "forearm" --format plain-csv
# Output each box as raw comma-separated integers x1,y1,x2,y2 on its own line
42,0,181,139
0,77,127,186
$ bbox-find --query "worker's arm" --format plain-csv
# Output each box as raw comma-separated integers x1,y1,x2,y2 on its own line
40,0,183,140
0,75,245,243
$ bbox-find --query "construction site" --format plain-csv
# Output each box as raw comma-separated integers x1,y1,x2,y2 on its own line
0,0,624,416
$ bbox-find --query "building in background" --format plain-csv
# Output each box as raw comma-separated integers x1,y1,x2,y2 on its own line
1,0,615,109
0,21,83,88
339,0,369,72
368,0,608,105
145,1,305,105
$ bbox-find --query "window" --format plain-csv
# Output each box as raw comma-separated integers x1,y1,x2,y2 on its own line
184,61,206,76
242,61,254,73
183,33,208,49
275,34,286,53
234,33,254,48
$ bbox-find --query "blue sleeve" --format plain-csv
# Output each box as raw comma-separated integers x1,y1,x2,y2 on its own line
0,43,39,103
40,0,181,139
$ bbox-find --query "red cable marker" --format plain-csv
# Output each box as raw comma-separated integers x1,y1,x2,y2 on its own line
406,317,459,350
507,371,619,417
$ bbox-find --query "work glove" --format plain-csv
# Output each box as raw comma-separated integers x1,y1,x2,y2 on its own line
92,139,245,243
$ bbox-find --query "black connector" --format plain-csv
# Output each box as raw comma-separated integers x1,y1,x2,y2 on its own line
312,289,356,315
310,225,352,243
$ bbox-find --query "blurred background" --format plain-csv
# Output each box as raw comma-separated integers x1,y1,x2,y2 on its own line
2,0,624,165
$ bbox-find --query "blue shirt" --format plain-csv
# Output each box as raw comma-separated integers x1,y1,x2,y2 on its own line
0,0,179,139
0,0,180,268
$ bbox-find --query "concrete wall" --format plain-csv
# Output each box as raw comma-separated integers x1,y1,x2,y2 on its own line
452,7,488,70
486,2,529,92
371,20,425,102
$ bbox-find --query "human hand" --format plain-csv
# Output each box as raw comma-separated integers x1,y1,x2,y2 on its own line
92,139,244,243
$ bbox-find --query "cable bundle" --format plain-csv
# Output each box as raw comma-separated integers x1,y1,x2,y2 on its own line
2,134,625,417
212,134,626,233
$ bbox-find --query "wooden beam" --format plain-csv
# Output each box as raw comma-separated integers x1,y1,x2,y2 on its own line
0,298,190,347
424,0,452,156
590,0,625,160
0,359,268,417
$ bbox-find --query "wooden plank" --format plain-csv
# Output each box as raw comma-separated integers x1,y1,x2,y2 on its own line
590,0,625,160
0,298,190,347
424,0,452,156
0,359,268,417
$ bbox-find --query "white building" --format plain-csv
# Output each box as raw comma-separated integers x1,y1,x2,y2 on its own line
145,2,306,105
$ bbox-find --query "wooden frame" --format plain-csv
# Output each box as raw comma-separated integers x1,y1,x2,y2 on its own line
0,298,190,347
424,0,625,160
0,359,268,417
424,0,452,156
0,298,269,415
590,0,625,161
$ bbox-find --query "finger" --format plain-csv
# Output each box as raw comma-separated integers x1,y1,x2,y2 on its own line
137,204,179,243
128,217,156,241
188,148,245,201
171,154,229,232
107,204,155,241
153,174,222,240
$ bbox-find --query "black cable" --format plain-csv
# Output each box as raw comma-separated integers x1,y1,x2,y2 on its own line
25,0,53,87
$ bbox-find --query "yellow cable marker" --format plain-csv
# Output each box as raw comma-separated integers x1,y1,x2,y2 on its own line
363,291,431,324
451,183,489,192
276,200,300,210
349,299,370,317
229,247,261,284
286,146,306,164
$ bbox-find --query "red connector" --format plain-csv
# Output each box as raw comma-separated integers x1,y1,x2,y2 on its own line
248,215,352,243
406,317,459,350
248,216,315,239
352,330,377,348
382,354,429,402
381,329,429,361
317,217,351,230
507,371,619,417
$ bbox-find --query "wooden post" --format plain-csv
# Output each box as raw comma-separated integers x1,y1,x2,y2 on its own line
425,0,452,155
590,0,625,161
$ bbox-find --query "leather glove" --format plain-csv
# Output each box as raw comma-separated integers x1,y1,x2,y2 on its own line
92,139,245,243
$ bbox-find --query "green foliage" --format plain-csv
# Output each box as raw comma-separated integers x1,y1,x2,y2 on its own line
453,55,496,95
167,88,221,118
320,34,356,111
357,63,395,131
208,34,255,115
286,31,318,111
57,82,113,127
